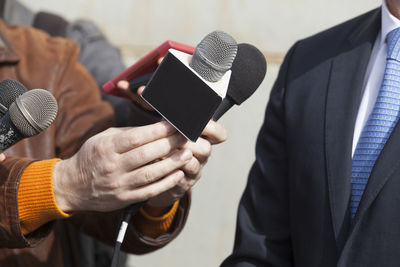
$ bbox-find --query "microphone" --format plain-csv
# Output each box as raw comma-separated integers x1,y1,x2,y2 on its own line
0,89,58,151
190,30,237,82
0,79,27,117
142,30,238,141
111,31,239,267
212,43,267,121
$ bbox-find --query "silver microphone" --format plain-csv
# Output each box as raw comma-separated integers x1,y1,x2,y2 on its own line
0,89,58,151
190,30,238,82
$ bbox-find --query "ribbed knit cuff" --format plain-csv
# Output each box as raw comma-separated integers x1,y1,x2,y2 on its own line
135,201,180,238
17,159,71,235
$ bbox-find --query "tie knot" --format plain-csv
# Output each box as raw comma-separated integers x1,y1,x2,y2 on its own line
387,27,400,60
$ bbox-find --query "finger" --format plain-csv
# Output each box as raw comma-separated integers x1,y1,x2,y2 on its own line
0,153,6,162
181,156,202,178
124,149,192,187
119,133,187,171
121,169,184,203
137,86,145,96
157,57,164,65
133,85,155,110
182,137,211,164
117,80,130,91
114,121,176,153
201,120,227,144
116,80,143,103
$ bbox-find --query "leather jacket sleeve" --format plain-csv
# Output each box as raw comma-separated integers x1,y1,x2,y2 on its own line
0,22,191,252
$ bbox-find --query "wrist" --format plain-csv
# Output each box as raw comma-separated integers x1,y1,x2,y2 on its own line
142,203,174,217
52,158,76,213
134,200,180,238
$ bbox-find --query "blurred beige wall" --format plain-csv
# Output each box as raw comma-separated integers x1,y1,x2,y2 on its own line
19,1,380,266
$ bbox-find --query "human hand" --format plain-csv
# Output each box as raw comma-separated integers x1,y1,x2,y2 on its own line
52,121,194,213
144,120,227,213
116,80,153,111
116,57,164,111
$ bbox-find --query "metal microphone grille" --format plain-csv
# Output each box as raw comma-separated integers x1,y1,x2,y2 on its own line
0,79,27,111
189,30,237,82
9,89,58,137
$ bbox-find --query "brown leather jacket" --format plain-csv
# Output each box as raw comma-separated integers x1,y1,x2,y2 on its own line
0,20,189,266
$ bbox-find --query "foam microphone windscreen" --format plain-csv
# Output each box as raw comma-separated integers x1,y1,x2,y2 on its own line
228,43,267,105
212,43,267,121
0,79,27,117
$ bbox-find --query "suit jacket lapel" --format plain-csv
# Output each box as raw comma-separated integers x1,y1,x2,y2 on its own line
325,8,380,249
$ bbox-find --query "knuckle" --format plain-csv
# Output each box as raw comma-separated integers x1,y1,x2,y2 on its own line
136,147,149,161
151,126,161,137
106,179,122,191
152,122,169,138
188,161,201,177
138,169,154,185
93,143,108,158
101,161,118,175
200,141,212,157
126,133,140,148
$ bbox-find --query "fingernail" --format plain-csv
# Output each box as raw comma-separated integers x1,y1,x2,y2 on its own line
0,153,5,161
180,150,192,161
117,80,129,90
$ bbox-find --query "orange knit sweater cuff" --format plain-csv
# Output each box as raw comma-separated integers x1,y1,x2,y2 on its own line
135,201,180,238
17,159,71,235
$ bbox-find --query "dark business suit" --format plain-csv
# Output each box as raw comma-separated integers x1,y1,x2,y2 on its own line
221,7,400,267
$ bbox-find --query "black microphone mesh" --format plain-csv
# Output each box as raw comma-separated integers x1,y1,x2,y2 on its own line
0,79,27,111
9,89,58,137
190,30,237,82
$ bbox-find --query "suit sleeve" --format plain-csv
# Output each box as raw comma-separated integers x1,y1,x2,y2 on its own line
221,43,298,266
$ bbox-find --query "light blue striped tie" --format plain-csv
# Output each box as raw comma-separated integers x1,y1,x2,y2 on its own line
350,28,400,221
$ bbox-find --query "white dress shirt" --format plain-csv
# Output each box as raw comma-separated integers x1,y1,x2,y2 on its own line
352,0,400,156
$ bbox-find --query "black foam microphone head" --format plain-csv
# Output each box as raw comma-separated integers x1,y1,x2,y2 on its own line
228,43,267,105
0,79,27,116
9,89,58,137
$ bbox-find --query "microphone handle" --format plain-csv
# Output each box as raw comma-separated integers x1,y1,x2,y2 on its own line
212,97,234,121
0,112,23,152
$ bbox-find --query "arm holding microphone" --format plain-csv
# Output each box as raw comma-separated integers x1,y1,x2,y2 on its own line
112,42,266,225
0,28,226,259
0,39,263,255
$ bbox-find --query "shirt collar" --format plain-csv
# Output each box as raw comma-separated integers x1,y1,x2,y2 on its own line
381,0,400,44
